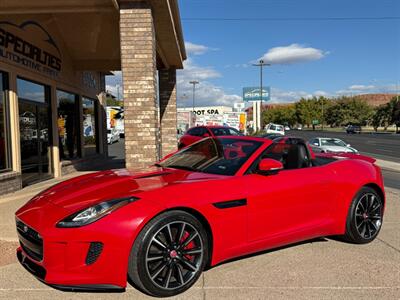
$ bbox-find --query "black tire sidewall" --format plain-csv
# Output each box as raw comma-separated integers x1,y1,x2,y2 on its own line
129,210,209,297
346,187,383,244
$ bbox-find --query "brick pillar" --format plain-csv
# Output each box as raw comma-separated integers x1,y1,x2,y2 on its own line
159,69,177,158
120,2,159,169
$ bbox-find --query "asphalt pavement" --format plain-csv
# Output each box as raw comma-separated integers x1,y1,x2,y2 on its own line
286,130,400,162
286,130,400,190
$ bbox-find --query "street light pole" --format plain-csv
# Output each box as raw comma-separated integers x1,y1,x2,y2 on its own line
189,80,199,113
252,60,270,131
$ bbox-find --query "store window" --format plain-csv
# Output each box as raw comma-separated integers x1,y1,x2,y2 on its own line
0,72,10,171
57,90,80,160
82,97,98,155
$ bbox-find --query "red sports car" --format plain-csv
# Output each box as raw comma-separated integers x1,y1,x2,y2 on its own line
178,125,241,149
16,136,385,297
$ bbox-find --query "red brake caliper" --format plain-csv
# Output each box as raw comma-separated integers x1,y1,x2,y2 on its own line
180,231,194,260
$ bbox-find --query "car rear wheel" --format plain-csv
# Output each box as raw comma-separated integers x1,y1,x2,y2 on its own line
343,187,383,244
128,210,208,297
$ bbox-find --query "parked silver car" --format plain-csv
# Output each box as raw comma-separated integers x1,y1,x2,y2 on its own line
308,137,359,153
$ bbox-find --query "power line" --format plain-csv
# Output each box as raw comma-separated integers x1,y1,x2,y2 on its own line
182,16,400,22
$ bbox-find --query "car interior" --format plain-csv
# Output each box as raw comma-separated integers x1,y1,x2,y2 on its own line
262,140,311,170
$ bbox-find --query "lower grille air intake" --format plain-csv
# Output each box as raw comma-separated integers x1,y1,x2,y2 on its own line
86,242,103,265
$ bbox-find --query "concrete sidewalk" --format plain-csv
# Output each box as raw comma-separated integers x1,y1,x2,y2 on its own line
0,173,399,299
376,159,400,172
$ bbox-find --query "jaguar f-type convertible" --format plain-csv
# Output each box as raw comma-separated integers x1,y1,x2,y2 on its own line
16,136,385,297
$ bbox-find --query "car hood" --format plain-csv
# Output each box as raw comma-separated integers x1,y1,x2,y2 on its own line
320,145,356,153
26,167,227,213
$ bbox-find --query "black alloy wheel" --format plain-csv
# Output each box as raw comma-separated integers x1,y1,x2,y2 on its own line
354,192,383,239
128,210,208,297
344,187,383,244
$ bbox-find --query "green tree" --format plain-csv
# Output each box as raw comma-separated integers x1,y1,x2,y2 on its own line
294,96,330,129
325,97,373,127
263,105,297,126
373,104,392,131
389,97,400,133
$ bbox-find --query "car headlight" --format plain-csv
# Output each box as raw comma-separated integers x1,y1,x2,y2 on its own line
57,196,139,228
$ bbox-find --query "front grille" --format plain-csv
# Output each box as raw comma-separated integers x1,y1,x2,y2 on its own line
86,242,103,265
17,250,46,280
16,220,43,261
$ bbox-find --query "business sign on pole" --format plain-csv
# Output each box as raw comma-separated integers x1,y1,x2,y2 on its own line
223,112,247,132
234,102,245,110
243,86,271,102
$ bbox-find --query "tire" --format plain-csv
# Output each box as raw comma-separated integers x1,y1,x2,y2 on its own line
343,187,383,244
128,210,209,297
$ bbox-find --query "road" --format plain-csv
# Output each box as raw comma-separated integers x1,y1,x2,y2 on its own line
286,130,400,189
286,130,400,162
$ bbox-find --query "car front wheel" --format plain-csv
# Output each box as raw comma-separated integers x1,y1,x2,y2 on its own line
343,187,383,244
128,210,208,297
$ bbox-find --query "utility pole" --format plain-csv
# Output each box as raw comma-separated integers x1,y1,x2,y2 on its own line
321,98,324,131
252,60,270,131
189,80,199,113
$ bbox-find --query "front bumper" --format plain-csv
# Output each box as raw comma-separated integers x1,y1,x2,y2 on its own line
15,209,140,290
17,249,124,292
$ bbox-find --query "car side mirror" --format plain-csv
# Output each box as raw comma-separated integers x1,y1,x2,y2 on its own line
347,144,351,147
203,133,210,137
313,142,319,146
257,158,283,175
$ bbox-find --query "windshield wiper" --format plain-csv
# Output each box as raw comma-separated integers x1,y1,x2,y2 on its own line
165,165,198,172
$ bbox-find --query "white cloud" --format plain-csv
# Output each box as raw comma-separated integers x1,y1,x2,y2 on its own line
336,83,399,95
185,42,214,55
258,44,327,65
177,79,241,107
179,58,221,81
348,84,375,91
314,90,329,97
268,88,312,103
177,60,240,107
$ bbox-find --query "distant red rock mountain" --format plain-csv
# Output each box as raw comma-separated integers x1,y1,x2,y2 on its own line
352,94,397,107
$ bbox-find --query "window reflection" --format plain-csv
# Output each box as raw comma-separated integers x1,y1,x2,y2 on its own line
17,78,45,103
57,90,79,160
82,97,97,155
0,72,10,171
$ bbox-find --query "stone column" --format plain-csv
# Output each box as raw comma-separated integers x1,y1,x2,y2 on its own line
120,2,159,169
159,69,177,158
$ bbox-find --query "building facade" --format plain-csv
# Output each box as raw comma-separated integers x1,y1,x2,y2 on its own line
0,0,185,194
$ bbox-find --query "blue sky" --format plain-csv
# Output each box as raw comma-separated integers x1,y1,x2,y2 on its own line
106,0,400,107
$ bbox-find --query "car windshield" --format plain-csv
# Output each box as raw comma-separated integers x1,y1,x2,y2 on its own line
321,139,346,147
159,138,262,175
209,127,240,136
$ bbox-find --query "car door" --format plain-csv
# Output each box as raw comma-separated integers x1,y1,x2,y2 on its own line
244,141,335,242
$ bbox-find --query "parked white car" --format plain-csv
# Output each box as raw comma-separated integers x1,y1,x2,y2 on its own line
265,123,285,135
308,137,358,154
107,128,120,144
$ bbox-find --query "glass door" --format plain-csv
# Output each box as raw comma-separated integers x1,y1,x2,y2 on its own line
17,78,52,186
